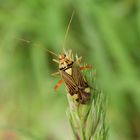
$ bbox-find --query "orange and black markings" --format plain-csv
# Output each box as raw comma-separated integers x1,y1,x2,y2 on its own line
53,50,91,104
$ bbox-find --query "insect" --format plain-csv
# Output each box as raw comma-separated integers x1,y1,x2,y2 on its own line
50,11,91,104
52,49,91,104
17,11,92,104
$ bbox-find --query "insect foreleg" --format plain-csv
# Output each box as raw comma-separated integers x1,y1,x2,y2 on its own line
51,71,60,76
53,59,59,64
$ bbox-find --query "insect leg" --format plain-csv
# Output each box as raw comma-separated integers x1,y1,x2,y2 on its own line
80,65,92,70
54,79,63,91
51,71,60,76
53,59,59,64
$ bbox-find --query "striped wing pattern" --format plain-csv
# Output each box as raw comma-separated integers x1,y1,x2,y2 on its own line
60,70,77,96
72,62,86,87
60,62,90,104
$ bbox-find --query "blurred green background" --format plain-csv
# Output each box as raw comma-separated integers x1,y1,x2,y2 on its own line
0,0,140,140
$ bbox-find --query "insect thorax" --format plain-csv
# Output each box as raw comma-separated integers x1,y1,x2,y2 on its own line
59,60,73,70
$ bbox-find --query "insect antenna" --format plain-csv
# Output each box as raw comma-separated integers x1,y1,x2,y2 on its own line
62,10,75,53
15,37,58,57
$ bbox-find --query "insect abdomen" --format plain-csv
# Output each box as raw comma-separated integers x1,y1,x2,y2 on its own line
74,85,91,104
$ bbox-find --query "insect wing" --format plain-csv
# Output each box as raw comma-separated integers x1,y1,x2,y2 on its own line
72,62,91,103
72,62,86,87
60,69,77,96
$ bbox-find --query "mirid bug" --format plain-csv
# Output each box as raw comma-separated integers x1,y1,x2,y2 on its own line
52,50,91,104
50,11,92,104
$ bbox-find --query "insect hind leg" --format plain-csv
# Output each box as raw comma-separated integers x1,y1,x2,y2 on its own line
54,79,63,91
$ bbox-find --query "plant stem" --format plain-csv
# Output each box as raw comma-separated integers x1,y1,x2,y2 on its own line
66,70,107,140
